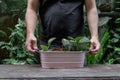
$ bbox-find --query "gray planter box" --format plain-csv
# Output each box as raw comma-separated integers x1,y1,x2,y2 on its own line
40,51,86,69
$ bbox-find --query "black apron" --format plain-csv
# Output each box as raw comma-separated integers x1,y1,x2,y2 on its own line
39,0,85,47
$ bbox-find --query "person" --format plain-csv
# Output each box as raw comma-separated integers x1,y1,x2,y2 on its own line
25,0,100,55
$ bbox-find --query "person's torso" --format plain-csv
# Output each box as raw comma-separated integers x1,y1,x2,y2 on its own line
39,0,85,46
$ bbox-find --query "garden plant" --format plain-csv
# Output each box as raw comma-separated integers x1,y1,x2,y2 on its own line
40,37,90,68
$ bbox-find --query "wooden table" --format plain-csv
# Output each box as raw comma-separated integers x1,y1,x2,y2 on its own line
0,64,120,80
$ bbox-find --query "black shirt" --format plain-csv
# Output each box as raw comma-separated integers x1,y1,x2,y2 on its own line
39,0,85,46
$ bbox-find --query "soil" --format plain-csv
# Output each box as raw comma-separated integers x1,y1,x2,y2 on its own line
51,48,66,51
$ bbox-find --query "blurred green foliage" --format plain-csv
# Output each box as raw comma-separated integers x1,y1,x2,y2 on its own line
0,19,39,64
0,0,27,15
87,0,120,64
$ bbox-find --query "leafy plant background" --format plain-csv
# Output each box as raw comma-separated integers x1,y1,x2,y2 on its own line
0,0,120,64
0,0,40,64
0,19,40,64
86,0,120,64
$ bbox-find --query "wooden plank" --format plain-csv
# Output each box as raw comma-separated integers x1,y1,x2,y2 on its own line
0,64,120,79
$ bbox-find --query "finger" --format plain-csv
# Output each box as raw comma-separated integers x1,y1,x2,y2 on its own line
89,42,99,51
91,44,100,52
89,42,94,50
90,48,98,52
89,45,99,55
89,50,98,55
89,45,96,52
31,39,38,51
26,42,36,53
89,45,100,55
95,44,100,51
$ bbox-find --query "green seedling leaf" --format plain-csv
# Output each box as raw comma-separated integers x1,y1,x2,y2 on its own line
67,36,74,40
62,36,90,51
48,37,56,48
62,39,70,47
79,37,90,43
69,40,76,46
69,40,76,51
62,39,72,51
40,45,48,51
75,36,83,43
40,37,56,51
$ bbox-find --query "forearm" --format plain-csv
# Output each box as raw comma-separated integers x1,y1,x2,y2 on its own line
87,8,99,39
25,9,37,36
85,0,100,54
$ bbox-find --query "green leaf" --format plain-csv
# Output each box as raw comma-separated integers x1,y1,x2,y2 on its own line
67,36,74,40
113,33,120,39
79,37,90,43
17,53,26,58
0,30,7,37
108,58,116,64
40,45,48,51
62,39,69,45
62,39,70,46
115,47,120,52
0,42,7,47
62,39,72,51
12,46,18,50
98,17,111,27
110,38,119,43
48,37,56,48
62,36,90,51
75,36,83,43
107,45,113,48
26,58,34,64
115,28,120,32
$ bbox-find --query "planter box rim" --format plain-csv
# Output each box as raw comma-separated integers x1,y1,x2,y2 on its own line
40,51,87,52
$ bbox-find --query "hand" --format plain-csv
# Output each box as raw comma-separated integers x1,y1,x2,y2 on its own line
89,37,100,55
25,34,38,53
